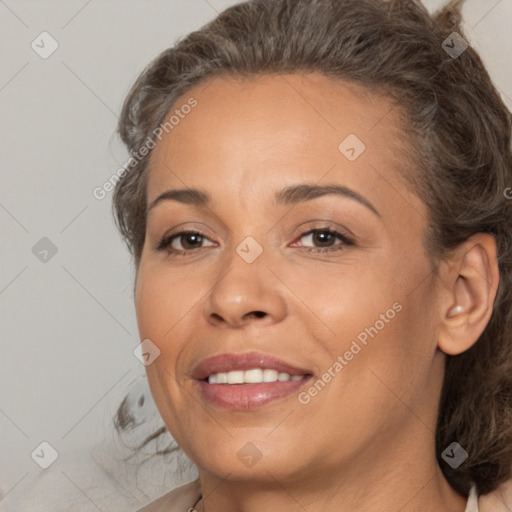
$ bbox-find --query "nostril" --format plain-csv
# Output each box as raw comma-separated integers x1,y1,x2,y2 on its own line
252,311,266,318
138,395,145,408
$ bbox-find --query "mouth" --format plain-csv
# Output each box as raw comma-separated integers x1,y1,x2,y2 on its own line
192,352,314,409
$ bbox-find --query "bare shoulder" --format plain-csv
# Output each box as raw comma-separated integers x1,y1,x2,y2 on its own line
479,475,512,512
136,480,201,512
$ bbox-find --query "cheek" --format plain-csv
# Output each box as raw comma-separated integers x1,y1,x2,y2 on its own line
306,259,435,395
134,266,202,439
287,260,400,348
135,262,205,342
134,262,212,405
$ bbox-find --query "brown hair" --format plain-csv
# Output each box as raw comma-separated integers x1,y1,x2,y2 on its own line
112,0,512,496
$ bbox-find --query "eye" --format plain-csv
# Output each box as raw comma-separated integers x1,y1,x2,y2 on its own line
156,230,216,255
156,226,354,257
291,227,354,253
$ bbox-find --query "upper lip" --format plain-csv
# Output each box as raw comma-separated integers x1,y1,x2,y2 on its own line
191,352,312,380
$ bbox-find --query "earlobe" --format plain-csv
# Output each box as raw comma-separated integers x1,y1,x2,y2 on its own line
437,233,499,356
447,304,464,318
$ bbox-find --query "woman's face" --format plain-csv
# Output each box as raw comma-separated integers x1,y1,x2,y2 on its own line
135,73,446,485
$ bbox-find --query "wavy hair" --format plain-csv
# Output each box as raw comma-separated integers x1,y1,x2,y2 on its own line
112,0,512,497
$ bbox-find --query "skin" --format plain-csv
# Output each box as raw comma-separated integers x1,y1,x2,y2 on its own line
134,72,499,512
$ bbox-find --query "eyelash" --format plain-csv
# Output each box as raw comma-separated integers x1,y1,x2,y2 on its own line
155,227,355,257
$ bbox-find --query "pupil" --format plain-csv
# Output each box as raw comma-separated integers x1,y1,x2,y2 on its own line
314,231,333,246
183,234,202,249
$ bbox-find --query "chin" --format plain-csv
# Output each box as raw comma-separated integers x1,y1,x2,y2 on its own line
186,433,310,483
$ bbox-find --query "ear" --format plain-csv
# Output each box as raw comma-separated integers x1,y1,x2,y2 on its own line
437,233,500,355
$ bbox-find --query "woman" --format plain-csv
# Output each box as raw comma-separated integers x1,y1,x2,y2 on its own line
112,0,512,510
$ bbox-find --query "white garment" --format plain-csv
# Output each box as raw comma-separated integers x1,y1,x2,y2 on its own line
136,480,481,511
465,484,479,512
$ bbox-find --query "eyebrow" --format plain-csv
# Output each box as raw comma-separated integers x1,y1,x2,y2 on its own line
147,183,381,218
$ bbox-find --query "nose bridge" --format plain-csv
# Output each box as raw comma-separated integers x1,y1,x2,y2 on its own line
203,238,287,327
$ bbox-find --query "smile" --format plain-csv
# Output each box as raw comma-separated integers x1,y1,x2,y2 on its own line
192,352,313,409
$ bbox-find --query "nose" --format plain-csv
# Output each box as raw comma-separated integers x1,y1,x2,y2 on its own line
203,253,287,328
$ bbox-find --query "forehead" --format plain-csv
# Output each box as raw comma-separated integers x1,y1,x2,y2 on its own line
146,72,420,216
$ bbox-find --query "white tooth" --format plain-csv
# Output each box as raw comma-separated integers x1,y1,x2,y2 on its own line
262,369,278,383
227,370,245,384
208,369,303,384
244,368,263,383
216,372,228,384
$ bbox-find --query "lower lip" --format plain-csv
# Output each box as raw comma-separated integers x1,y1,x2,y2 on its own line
196,378,311,409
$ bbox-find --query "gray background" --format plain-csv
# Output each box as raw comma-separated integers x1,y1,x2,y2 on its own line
1,0,511,510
